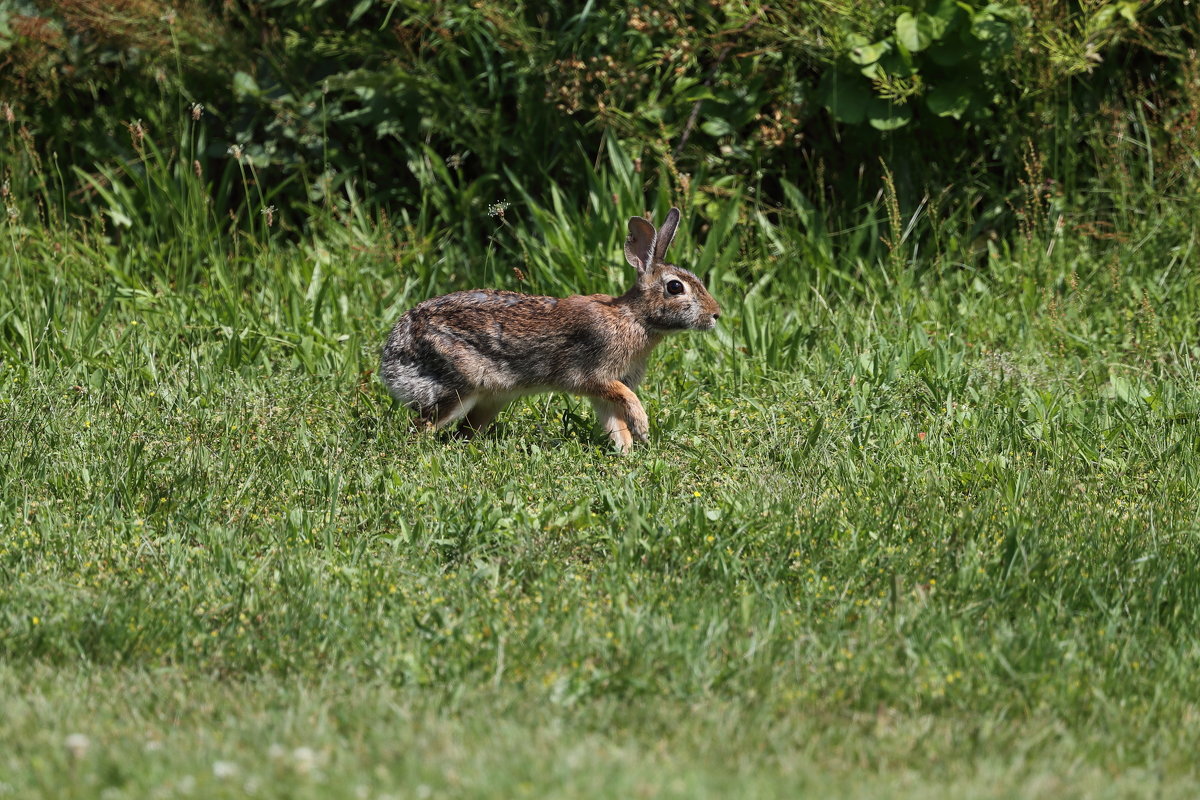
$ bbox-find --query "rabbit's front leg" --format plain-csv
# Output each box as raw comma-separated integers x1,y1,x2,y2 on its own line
624,394,649,443
587,380,648,452
591,398,632,451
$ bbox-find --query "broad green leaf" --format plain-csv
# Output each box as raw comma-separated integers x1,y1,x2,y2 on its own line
927,36,968,66
896,12,937,52
927,12,952,41
819,72,872,125
979,2,1028,23
701,118,734,137
972,15,1014,59
932,0,965,25
867,98,913,130
232,71,261,98
927,81,974,118
848,39,891,66
866,47,917,80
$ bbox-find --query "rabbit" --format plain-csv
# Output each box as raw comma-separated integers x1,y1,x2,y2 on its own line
379,206,720,452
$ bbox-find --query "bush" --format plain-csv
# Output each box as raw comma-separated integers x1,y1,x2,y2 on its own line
0,1,1196,251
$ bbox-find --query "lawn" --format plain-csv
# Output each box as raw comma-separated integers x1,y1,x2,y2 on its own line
3,178,1200,796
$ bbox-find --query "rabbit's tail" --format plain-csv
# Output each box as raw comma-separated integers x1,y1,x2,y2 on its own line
380,317,468,416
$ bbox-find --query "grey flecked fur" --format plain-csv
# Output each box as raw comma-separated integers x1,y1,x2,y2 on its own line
380,207,720,451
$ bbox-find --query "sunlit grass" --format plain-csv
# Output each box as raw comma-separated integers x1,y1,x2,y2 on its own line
4,100,1200,794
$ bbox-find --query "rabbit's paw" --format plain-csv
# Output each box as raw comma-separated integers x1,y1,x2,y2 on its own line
628,406,649,444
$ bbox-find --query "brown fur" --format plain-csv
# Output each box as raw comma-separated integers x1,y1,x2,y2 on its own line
380,207,720,451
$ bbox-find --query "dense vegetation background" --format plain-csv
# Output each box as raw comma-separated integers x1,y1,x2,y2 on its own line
3,1,1200,797
4,0,1196,260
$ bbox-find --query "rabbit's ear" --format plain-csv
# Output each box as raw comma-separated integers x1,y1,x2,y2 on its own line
653,207,681,262
625,216,658,274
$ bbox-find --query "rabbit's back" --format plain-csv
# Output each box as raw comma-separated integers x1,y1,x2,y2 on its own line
380,289,643,409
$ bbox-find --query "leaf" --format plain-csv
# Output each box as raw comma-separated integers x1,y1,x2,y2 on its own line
867,98,913,130
1117,1,1139,24
232,71,261,98
1089,4,1119,30
926,80,974,118
106,208,134,228
701,118,734,137
908,348,933,370
971,13,1015,59
896,12,937,52
818,71,872,125
877,46,916,76
979,2,1028,23
847,39,891,66
927,12,952,41
927,38,967,67
1089,1,1139,33
675,84,719,104
931,0,965,26
349,0,375,24
780,179,817,230
862,45,916,80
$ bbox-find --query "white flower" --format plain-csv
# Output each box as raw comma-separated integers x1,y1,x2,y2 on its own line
292,746,317,775
64,733,90,760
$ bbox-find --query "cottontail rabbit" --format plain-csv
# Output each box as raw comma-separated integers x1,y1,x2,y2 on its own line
380,207,720,451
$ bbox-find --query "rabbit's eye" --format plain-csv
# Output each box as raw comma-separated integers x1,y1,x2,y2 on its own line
667,279,685,295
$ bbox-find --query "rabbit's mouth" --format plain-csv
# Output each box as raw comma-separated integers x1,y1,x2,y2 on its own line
653,316,715,333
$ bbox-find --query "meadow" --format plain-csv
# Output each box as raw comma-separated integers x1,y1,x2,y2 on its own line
3,2,1200,797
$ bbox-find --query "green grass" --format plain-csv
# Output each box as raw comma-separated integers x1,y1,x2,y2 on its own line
4,123,1200,796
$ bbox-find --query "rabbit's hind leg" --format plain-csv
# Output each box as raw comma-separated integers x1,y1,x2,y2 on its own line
454,395,507,439
419,392,479,431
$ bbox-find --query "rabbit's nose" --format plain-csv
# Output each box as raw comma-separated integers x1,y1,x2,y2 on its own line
712,311,721,320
